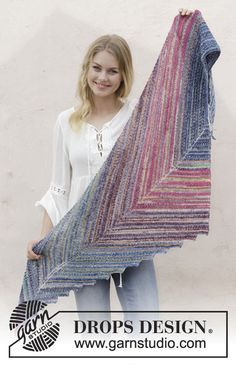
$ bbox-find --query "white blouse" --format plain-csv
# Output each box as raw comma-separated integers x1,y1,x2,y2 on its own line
35,98,138,226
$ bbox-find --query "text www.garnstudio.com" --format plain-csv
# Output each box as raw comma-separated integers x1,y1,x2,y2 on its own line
74,337,206,351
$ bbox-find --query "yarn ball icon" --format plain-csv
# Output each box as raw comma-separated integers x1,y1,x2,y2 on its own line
9,300,60,352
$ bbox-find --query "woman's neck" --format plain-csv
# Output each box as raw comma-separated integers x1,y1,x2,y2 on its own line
91,96,123,116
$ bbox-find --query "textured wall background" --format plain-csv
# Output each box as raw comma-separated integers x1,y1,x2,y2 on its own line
1,0,235,362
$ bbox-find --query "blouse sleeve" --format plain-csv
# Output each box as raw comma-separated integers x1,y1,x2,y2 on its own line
35,113,72,226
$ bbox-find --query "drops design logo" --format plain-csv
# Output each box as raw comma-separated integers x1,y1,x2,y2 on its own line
9,300,60,352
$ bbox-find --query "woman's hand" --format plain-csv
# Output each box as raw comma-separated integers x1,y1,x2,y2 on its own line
178,8,194,16
27,239,42,260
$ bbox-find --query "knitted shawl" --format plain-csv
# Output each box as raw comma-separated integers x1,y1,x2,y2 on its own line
19,10,220,304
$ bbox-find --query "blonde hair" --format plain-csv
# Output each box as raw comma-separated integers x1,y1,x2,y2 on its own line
69,34,134,133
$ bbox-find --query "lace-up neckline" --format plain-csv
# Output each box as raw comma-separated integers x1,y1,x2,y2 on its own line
85,101,127,132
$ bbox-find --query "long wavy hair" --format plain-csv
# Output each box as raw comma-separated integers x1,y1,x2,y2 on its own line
69,34,134,133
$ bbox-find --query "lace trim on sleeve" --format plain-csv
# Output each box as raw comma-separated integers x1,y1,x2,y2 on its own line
50,183,67,197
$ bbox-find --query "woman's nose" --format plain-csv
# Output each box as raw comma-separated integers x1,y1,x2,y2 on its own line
98,71,108,81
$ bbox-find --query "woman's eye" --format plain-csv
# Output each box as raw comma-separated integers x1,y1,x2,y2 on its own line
92,66,118,74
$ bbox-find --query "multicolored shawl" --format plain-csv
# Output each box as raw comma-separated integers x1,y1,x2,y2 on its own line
19,10,220,304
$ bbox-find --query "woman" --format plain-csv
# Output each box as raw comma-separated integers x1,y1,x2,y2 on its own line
26,8,193,327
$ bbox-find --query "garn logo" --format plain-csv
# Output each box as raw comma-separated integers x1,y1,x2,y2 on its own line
9,300,60,352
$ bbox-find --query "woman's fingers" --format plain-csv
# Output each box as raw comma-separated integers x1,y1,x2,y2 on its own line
27,240,41,260
27,252,41,260
179,8,194,16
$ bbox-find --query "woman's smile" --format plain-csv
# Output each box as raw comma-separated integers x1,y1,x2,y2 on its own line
93,81,111,89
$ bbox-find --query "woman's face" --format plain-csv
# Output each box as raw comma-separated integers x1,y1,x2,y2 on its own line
87,50,123,98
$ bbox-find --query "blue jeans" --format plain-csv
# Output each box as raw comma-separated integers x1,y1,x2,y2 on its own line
74,259,159,331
